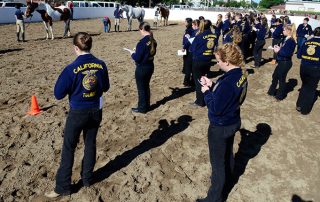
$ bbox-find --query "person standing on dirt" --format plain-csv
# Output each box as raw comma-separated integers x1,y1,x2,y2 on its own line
268,24,297,101
296,18,313,52
45,32,110,198
296,27,320,115
182,18,194,87
190,20,216,107
128,22,157,113
114,4,122,32
196,43,248,202
67,0,74,20
15,3,26,42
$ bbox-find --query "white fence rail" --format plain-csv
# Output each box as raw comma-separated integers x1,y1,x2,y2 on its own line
1,7,320,29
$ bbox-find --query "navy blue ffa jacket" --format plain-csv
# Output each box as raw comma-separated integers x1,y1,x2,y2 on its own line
272,24,283,39
182,27,194,50
204,68,247,126
114,8,121,19
271,18,276,26
296,24,313,38
191,30,216,62
213,21,223,37
297,37,320,66
276,37,296,61
255,23,267,41
15,9,24,20
54,54,110,110
132,35,157,66
236,20,250,35
222,19,231,35
223,31,232,44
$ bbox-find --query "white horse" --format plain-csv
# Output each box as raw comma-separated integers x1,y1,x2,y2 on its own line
121,5,145,31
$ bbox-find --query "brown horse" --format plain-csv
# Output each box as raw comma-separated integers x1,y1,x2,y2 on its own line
25,0,71,40
159,6,169,26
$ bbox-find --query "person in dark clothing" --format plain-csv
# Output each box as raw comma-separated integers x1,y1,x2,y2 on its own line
15,4,25,42
268,14,276,38
252,18,267,68
196,43,248,202
190,20,216,107
222,13,231,38
213,14,223,49
114,5,122,32
268,24,297,100
296,18,313,52
45,32,110,198
182,18,194,86
130,22,157,113
234,13,250,61
296,27,320,114
269,18,284,65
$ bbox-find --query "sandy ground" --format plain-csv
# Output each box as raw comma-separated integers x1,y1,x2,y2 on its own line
0,18,319,202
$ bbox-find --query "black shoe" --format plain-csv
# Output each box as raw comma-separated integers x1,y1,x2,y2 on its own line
196,198,207,202
131,108,147,114
190,102,205,107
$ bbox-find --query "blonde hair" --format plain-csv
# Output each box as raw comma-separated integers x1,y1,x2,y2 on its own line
196,20,205,35
214,43,247,75
285,23,297,42
232,26,242,45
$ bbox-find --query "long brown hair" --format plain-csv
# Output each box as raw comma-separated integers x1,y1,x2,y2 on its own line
139,22,157,55
73,32,92,52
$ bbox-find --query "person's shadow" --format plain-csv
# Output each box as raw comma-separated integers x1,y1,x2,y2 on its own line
223,123,272,200
149,87,194,111
72,115,193,193
292,194,313,202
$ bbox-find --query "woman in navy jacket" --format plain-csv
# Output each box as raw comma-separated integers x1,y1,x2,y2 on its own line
130,22,157,113
268,24,297,100
191,20,216,107
252,18,267,68
269,18,284,64
45,32,110,198
182,18,194,86
296,18,313,51
296,27,320,114
196,43,248,202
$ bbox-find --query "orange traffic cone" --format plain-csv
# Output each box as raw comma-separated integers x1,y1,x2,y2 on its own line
28,95,41,115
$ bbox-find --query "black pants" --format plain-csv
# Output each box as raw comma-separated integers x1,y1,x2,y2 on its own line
55,108,102,194
268,60,292,100
249,31,257,57
183,52,193,86
205,121,241,202
192,60,211,106
296,64,320,114
135,64,154,112
272,38,282,60
240,34,249,60
253,39,265,67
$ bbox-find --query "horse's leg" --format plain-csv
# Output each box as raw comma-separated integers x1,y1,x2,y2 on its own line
49,20,54,40
43,21,49,40
129,18,132,31
63,19,71,38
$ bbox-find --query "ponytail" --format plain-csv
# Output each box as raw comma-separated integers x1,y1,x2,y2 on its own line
197,20,205,35
149,31,157,56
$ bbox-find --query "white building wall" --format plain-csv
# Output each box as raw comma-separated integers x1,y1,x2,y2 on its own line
286,2,320,11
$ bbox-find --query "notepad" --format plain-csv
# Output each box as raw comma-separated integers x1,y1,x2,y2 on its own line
267,46,274,50
177,50,187,56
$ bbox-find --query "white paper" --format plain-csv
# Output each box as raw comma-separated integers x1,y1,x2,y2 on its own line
123,48,134,53
99,96,103,109
177,50,187,56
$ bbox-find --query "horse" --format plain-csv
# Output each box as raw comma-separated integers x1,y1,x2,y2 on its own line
25,0,72,40
159,6,170,26
121,5,145,31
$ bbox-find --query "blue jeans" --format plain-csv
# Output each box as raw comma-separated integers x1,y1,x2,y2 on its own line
297,37,306,51
104,24,109,33
55,108,102,194
205,121,241,202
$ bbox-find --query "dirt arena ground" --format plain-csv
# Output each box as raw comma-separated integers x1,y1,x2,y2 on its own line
0,18,319,202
